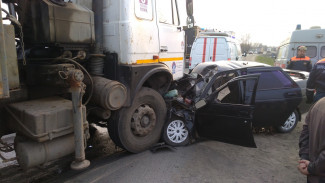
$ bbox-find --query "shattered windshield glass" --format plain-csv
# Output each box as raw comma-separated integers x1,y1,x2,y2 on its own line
196,70,239,102
191,69,218,98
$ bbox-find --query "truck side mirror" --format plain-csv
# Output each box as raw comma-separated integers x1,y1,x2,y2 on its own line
186,0,194,27
186,0,193,16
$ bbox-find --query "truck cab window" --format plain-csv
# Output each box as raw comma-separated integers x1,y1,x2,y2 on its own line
172,0,179,25
157,0,179,25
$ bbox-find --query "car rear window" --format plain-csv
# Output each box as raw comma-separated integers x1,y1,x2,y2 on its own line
251,70,294,90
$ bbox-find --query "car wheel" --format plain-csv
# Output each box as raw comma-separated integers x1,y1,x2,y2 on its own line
108,87,166,153
276,111,298,133
163,116,189,146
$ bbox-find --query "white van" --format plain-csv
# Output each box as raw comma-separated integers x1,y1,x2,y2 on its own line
275,26,325,69
189,32,242,69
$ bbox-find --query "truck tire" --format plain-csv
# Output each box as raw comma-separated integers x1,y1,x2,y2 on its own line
108,87,166,153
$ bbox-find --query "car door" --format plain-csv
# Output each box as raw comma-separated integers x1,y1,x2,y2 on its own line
195,74,260,148
247,67,302,127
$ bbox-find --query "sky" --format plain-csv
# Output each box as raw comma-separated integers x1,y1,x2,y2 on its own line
192,0,325,47
2,0,325,47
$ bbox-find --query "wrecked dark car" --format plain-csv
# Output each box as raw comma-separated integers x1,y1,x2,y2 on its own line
162,61,303,147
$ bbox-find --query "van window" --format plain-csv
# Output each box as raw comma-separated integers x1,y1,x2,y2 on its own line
135,0,153,20
230,43,237,59
321,46,325,58
277,45,289,59
157,0,179,25
236,43,242,56
305,46,317,58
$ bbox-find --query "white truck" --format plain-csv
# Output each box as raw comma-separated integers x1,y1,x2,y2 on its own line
275,25,325,68
0,0,193,170
189,32,242,69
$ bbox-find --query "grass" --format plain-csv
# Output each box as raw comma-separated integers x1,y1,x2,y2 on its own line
255,55,275,66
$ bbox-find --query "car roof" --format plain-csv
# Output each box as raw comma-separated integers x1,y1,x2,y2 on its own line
191,61,270,75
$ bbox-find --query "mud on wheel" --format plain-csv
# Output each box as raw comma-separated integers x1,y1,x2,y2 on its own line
108,87,166,153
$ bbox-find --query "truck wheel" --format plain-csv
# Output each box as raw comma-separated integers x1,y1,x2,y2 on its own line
276,111,298,133
109,87,166,153
163,116,189,146
107,111,124,149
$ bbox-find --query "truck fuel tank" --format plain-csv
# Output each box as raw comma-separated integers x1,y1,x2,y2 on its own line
20,0,95,46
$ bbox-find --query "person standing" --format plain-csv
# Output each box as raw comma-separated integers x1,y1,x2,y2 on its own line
306,58,325,103
298,97,325,182
287,46,312,72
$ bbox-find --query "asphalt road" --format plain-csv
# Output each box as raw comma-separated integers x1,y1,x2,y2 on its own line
49,113,308,183
0,113,309,183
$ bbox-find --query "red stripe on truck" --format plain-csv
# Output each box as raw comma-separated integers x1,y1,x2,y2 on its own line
202,38,207,62
212,38,217,61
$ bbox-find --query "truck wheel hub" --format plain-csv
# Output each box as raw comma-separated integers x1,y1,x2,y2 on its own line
131,105,156,137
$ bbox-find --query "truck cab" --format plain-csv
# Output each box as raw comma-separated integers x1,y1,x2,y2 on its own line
102,0,185,80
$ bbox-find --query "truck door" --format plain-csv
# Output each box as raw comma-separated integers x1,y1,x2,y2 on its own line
156,0,184,80
195,74,260,148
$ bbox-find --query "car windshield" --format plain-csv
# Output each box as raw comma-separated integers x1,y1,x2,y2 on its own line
191,69,240,102
191,68,219,98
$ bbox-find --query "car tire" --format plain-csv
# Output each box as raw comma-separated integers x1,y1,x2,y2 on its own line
163,116,190,146
108,87,166,153
276,111,298,133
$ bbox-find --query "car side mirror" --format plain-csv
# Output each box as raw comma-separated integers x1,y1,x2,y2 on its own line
195,100,206,109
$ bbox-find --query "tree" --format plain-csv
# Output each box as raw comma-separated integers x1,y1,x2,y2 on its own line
240,34,252,53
